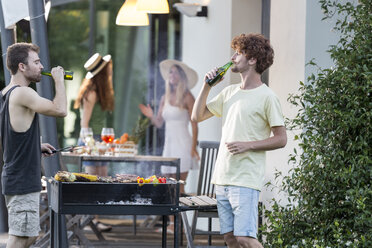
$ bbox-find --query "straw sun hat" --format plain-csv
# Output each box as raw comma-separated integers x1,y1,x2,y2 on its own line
84,53,112,79
160,59,198,89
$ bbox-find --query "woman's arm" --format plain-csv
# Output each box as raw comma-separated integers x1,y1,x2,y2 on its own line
81,91,97,128
186,92,200,160
139,96,165,128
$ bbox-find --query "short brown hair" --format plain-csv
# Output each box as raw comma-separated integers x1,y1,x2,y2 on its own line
6,42,40,75
231,33,274,74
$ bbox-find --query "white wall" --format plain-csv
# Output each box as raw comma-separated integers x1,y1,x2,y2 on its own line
230,0,261,84
263,0,306,206
183,0,233,143
305,0,340,77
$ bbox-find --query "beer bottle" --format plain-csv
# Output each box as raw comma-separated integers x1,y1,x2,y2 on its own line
206,61,233,86
41,70,74,80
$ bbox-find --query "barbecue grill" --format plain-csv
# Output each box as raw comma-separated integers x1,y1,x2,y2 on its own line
50,155,181,247
50,180,179,214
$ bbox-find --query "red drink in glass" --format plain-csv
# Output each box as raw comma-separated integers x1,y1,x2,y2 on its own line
102,135,115,143
101,127,115,144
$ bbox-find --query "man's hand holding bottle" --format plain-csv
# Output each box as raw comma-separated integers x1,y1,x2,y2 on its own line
50,66,65,84
204,61,233,87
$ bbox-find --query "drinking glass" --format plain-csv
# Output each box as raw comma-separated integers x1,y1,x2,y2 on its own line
101,128,115,143
80,127,93,146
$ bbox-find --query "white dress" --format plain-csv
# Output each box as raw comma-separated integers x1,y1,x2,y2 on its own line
161,103,197,174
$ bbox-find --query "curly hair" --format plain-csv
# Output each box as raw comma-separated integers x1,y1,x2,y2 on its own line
74,60,114,111
231,33,274,74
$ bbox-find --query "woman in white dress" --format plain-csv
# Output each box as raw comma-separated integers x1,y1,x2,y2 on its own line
139,59,199,194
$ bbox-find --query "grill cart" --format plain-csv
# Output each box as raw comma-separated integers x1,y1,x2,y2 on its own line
49,155,180,247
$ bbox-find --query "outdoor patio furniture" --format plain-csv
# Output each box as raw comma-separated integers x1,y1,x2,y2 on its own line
180,141,220,247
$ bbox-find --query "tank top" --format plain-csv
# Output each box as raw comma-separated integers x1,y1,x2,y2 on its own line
0,86,42,195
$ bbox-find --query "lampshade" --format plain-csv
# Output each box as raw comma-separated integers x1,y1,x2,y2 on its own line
24,1,52,22
116,0,149,26
136,0,169,14
173,3,208,17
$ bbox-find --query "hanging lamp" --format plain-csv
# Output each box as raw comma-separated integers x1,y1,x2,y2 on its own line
136,0,169,14
116,0,149,26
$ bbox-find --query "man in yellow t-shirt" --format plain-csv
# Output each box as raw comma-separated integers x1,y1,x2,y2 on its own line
192,33,287,248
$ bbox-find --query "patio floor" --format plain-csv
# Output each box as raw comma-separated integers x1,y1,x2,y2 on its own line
0,216,226,247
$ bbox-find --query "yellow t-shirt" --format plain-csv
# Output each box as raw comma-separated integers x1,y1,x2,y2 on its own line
207,84,285,190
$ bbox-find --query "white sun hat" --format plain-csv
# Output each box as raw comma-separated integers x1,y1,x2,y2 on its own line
159,59,198,89
84,53,112,79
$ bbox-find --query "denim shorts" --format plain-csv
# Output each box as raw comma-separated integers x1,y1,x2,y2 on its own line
216,185,259,238
5,192,41,237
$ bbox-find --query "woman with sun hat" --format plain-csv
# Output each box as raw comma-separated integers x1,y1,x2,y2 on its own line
139,59,200,193
74,53,115,176
139,59,199,233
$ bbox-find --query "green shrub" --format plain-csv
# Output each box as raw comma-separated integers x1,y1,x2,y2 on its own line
262,1,371,247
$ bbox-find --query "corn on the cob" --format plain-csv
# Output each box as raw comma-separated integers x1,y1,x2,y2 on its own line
72,173,98,182
54,171,76,182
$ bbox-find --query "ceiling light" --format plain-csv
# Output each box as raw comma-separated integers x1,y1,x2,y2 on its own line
136,0,169,14
116,0,149,26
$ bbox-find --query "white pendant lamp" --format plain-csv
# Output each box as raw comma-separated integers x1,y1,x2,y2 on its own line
116,0,149,26
136,0,169,14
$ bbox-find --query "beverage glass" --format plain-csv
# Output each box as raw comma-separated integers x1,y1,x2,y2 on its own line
101,128,115,143
80,127,93,146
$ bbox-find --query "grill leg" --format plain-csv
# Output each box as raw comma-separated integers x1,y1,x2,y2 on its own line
162,215,167,248
50,209,55,247
57,213,62,247
208,217,212,245
174,214,179,248
180,218,183,246
133,215,137,235
54,214,68,248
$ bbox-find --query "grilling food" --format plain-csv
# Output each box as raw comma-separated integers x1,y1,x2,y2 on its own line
54,171,98,182
137,175,167,186
73,173,99,182
114,173,138,183
54,171,76,182
54,171,170,184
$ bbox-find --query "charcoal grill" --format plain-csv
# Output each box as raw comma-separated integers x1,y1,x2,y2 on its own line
50,180,179,214
50,155,181,247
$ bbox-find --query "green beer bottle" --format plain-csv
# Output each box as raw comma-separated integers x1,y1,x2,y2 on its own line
206,61,233,86
41,70,74,80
